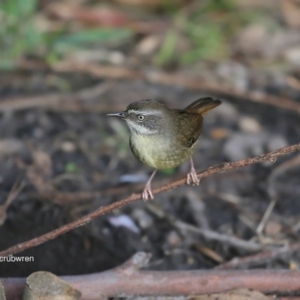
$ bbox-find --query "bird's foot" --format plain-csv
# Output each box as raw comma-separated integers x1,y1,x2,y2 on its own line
141,170,157,201
142,183,154,201
187,168,200,186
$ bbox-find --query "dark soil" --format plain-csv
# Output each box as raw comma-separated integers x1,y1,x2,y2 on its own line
0,71,300,277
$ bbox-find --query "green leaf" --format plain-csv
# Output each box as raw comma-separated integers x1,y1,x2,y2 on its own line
52,28,133,53
0,0,36,17
154,30,177,66
179,21,227,64
65,162,78,173
18,0,36,16
0,0,19,16
0,59,17,70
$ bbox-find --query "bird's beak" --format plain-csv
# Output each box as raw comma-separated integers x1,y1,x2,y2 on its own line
107,112,127,118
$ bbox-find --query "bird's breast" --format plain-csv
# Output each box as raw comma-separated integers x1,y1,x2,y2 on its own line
129,133,197,169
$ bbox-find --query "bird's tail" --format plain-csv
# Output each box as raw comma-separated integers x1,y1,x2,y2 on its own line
184,97,221,115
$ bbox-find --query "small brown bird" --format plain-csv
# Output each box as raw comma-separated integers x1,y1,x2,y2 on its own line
107,97,221,200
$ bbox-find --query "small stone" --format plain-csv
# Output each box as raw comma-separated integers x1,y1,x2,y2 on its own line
61,141,76,153
234,24,267,56
265,220,282,237
216,61,249,91
132,208,153,229
238,116,261,133
166,231,181,246
211,101,238,123
223,132,265,160
135,34,161,56
284,46,300,65
33,128,44,138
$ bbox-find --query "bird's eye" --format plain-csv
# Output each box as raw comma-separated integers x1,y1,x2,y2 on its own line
137,115,145,121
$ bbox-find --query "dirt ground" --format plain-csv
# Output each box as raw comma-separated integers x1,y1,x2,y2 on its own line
2,2,300,287
0,68,300,277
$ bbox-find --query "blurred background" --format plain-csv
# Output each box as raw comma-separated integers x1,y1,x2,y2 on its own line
0,0,300,277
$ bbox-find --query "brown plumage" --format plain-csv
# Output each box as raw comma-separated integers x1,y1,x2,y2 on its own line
107,97,221,200
175,97,221,149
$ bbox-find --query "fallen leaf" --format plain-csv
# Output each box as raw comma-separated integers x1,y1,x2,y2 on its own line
26,150,53,192
47,3,131,27
0,181,23,226
281,0,300,28
196,244,224,263
209,128,229,139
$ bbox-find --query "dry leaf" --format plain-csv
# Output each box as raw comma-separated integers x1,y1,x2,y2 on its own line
209,128,229,139
26,150,53,192
196,244,224,263
0,181,23,226
281,0,300,28
47,3,130,27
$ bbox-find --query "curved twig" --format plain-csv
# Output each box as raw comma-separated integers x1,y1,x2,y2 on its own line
0,143,299,258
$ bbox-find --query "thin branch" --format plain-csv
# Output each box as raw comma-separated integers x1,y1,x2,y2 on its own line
53,61,300,114
175,220,263,252
0,81,114,112
0,180,24,225
147,202,263,252
216,240,300,270
0,143,299,257
7,60,300,115
2,252,300,300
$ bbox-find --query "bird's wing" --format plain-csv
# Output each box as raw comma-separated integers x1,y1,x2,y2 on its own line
174,110,203,149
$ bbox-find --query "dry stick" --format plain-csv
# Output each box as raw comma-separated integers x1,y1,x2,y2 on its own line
2,252,300,300
175,220,262,252
218,155,300,270
0,181,24,225
257,155,300,235
0,81,114,112
0,143,299,258
147,202,263,251
216,241,300,270
5,61,300,114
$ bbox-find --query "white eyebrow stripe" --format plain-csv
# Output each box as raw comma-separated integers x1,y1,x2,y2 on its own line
127,109,139,114
127,109,163,116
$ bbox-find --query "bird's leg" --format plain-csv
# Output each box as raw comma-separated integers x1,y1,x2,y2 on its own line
187,157,200,186
142,170,157,201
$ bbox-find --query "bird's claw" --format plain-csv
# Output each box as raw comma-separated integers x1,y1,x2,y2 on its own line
142,185,154,201
187,169,200,186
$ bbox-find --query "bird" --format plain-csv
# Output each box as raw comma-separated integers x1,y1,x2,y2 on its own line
107,97,221,201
